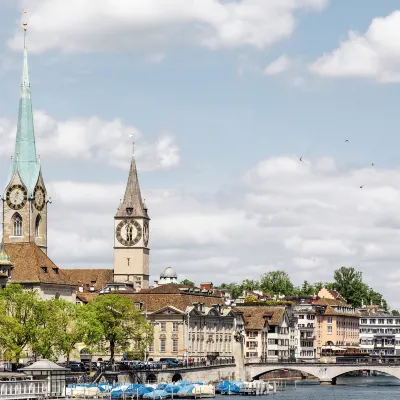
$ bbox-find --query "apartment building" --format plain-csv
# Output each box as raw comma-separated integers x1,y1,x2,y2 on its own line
234,306,293,362
359,305,400,356
313,289,359,357
293,303,316,359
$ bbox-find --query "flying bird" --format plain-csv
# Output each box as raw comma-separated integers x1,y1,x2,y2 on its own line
300,157,303,162
372,163,374,166
345,140,349,143
360,185,364,189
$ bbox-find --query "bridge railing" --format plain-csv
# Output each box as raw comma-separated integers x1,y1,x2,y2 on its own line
248,357,400,366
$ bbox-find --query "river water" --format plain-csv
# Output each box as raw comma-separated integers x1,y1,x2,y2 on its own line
215,376,400,399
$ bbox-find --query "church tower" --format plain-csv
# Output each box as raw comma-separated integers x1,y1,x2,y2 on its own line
113,144,150,290
2,23,48,253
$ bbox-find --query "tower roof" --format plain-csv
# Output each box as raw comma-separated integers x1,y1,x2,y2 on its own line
116,154,148,218
0,237,12,267
9,32,40,195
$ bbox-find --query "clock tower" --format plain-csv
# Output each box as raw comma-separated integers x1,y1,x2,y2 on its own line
2,26,48,253
113,146,150,290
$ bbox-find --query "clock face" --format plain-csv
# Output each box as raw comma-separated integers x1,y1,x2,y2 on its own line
6,184,28,210
143,221,149,247
116,219,142,246
34,185,46,211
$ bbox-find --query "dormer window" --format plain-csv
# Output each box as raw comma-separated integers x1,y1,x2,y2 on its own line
126,207,133,215
41,266,48,273
52,267,59,274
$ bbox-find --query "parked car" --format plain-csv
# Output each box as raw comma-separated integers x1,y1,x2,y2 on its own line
66,362,88,372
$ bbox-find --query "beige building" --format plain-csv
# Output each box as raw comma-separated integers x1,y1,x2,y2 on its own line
115,283,236,361
314,289,359,357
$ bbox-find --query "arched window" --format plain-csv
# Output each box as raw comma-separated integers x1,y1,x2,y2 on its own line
13,214,22,236
35,215,41,237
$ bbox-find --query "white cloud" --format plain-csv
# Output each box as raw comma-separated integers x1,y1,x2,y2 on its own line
0,111,180,171
26,155,400,308
309,10,400,83
264,55,291,76
10,0,328,54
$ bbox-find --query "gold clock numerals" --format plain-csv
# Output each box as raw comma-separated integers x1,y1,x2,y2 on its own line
6,184,28,210
116,219,142,246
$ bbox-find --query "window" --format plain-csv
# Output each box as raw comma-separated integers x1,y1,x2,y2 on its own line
268,350,277,356
160,339,166,352
13,214,22,236
135,303,141,310
148,342,154,352
173,338,178,352
247,342,257,349
327,326,332,334
361,319,367,324
378,319,385,324
370,319,376,324
173,322,179,332
248,331,258,338
327,317,333,324
160,322,166,332
35,215,41,237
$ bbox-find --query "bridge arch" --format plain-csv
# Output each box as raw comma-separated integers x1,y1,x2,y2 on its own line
327,366,400,381
247,363,400,384
251,366,318,381
172,373,183,382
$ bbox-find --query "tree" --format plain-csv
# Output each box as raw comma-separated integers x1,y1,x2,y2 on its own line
332,267,365,307
42,300,103,362
392,310,400,316
90,294,153,361
180,279,195,286
259,271,295,296
216,283,243,299
0,284,43,362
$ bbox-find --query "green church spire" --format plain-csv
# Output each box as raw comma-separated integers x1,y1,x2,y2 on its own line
10,22,40,195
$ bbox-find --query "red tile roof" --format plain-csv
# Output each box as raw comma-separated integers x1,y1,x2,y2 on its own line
5,243,74,286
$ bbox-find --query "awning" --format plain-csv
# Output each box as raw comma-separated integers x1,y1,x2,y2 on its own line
321,345,346,351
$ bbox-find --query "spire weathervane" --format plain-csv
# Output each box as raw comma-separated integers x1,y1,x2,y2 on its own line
129,134,135,155
23,10,28,48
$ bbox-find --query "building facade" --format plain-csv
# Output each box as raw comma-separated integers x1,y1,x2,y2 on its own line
234,306,293,362
293,302,316,359
114,283,236,361
359,306,400,356
313,289,359,357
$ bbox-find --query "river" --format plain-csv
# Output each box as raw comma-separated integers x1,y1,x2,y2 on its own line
215,376,400,399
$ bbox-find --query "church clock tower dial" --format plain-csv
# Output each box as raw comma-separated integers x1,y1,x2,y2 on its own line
113,143,150,291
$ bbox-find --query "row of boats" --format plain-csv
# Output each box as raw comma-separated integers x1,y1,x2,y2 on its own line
66,381,215,399
216,380,275,395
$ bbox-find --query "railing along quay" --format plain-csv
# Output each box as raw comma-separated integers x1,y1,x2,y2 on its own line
0,380,47,399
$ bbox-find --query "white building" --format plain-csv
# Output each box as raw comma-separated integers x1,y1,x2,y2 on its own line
359,306,400,356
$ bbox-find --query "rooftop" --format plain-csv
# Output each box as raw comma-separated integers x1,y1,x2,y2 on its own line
5,243,74,286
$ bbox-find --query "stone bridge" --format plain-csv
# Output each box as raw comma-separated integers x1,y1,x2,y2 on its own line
246,362,400,385
101,362,400,385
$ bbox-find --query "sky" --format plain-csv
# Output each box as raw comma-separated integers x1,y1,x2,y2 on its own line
2,0,400,306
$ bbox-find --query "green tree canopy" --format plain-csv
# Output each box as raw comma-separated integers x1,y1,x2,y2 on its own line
90,294,153,361
0,284,43,362
180,279,195,286
260,271,295,296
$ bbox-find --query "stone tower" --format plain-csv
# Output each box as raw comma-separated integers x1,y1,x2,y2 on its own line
113,147,150,290
2,30,48,253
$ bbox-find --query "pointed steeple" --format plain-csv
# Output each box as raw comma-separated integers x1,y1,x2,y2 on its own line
116,146,148,218
9,21,40,195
